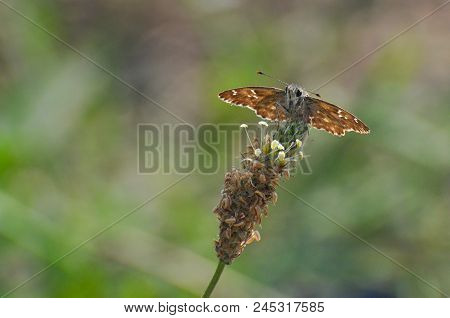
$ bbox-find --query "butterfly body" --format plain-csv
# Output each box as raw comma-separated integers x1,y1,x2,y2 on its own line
218,84,370,137
284,83,311,123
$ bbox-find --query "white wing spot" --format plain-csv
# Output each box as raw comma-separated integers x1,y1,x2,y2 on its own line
354,118,359,123
232,90,237,96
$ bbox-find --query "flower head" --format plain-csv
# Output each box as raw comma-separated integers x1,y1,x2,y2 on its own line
213,120,308,265
258,121,268,127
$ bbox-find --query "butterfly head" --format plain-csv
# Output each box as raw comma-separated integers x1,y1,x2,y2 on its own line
286,83,307,101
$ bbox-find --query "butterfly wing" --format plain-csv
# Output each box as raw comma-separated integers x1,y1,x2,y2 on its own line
218,87,287,121
306,97,370,137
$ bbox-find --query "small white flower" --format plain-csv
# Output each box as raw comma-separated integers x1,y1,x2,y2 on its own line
296,139,302,148
271,140,280,150
240,124,248,129
277,144,285,150
258,121,268,127
254,148,262,157
277,151,286,161
298,151,304,160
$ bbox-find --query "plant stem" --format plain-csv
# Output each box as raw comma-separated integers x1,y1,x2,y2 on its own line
202,261,226,298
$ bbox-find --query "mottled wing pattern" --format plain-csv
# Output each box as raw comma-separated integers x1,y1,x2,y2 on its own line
218,87,286,121
307,97,370,137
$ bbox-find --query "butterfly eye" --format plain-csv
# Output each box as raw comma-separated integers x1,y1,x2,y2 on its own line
296,90,302,97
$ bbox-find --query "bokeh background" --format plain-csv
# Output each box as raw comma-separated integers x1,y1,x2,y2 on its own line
1,0,449,297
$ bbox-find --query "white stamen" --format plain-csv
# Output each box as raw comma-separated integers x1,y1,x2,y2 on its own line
277,151,286,161
271,140,280,150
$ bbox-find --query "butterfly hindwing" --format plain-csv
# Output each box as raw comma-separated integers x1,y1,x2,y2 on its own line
306,97,370,137
218,87,287,121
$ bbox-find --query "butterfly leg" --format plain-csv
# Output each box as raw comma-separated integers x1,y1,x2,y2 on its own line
276,101,289,113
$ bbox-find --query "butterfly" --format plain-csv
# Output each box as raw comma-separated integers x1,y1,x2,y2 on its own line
218,84,370,137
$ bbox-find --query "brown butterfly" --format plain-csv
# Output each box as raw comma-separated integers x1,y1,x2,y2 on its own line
218,82,370,137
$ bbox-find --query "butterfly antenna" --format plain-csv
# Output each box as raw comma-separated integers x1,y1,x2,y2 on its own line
258,71,321,97
257,71,289,86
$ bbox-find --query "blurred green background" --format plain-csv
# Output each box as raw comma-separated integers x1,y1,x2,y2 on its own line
0,0,449,297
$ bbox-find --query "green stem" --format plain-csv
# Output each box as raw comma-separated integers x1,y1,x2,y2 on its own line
202,261,226,298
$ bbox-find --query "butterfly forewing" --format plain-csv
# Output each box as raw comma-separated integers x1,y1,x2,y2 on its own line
218,87,287,121
218,84,370,137
307,97,370,137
